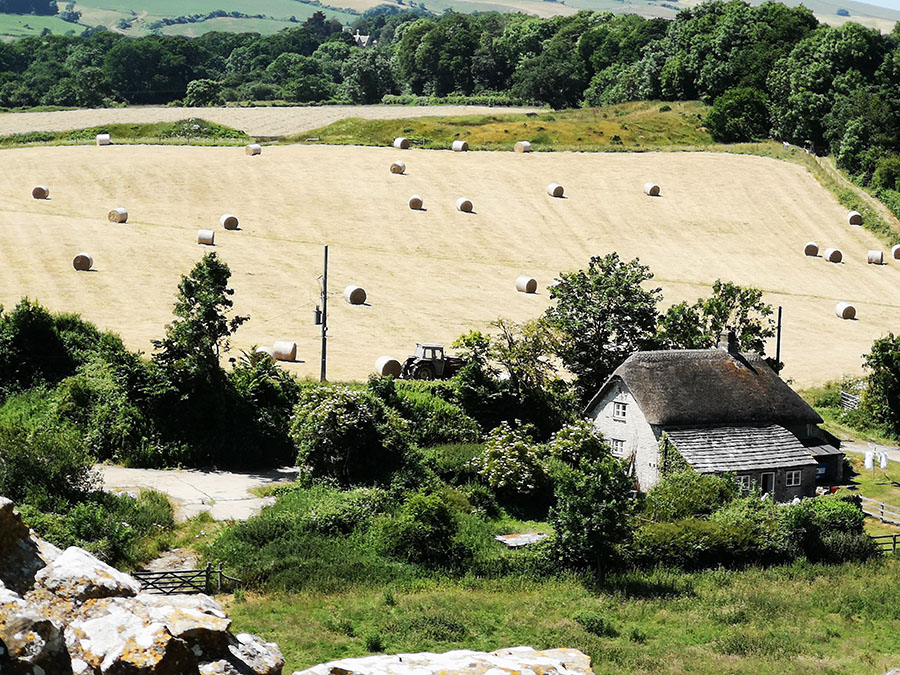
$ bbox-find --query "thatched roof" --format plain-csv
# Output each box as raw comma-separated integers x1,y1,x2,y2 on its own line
665,425,818,473
586,349,821,427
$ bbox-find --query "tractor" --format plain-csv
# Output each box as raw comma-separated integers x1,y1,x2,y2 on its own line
399,343,466,380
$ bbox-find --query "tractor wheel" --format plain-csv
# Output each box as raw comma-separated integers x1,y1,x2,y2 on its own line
413,364,435,380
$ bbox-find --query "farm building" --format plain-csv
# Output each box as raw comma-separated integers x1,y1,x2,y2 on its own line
585,333,843,501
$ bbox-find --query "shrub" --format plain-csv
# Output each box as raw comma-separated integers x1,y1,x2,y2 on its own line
470,423,546,497
0,424,97,511
631,518,735,569
550,455,634,571
398,389,481,447
291,385,410,486
369,376,481,447
0,299,77,396
375,491,468,568
547,420,608,466
52,359,149,463
642,470,739,521
17,489,173,567
873,155,900,192
784,495,876,562
422,444,483,485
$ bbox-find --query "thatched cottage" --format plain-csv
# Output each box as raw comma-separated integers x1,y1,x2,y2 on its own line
585,334,843,501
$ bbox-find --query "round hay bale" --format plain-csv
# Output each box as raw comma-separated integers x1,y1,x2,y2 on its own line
451,140,469,152
393,137,410,149
847,210,863,226
547,183,565,198
246,143,262,156
514,141,532,153
456,197,473,213
72,253,93,271
32,186,49,200
95,133,110,146
375,356,402,377
824,248,843,263
220,214,239,230
643,182,661,196
408,194,423,210
255,346,275,361
892,244,900,260
108,207,128,223
344,285,367,305
868,250,884,265
516,276,537,294
273,341,297,362
198,229,215,246
835,302,856,320
803,241,819,257
390,161,406,175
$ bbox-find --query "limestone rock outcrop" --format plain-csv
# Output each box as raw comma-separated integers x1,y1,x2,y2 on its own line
294,646,594,675
0,496,283,675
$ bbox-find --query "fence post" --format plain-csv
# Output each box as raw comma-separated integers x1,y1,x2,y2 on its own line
217,562,223,593
205,562,212,594
881,502,885,523
894,534,898,553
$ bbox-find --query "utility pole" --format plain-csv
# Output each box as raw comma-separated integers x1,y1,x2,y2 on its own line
320,245,328,382
775,305,783,369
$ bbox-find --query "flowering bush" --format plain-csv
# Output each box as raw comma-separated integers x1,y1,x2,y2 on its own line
547,420,609,466
290,385,409,486
470,422,546,496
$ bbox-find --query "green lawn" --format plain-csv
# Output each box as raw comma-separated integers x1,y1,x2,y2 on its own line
221,559,900,674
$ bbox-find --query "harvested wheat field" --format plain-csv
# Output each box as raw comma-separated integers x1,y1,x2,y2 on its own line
2,143,898,386
0,105,539,138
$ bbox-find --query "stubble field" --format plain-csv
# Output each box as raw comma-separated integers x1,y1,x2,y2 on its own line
2,142,897,386
0,105,540,138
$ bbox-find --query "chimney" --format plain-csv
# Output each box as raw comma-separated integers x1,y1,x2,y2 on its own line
717,327,738,354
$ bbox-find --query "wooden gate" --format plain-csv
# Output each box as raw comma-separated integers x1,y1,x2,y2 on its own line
132,563,241,595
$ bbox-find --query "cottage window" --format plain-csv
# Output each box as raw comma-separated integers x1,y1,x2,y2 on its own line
786,470,802,487
610,439,625,457
735,475,752,492
613,402,628,421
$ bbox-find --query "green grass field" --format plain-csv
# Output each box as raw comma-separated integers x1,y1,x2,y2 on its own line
0,13,82,38
296,102,715,151
222,559,900,674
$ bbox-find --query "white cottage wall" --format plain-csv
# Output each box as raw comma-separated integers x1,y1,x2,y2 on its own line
587,381,662,491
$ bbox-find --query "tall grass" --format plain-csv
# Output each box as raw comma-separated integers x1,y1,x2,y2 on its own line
223,558,900,674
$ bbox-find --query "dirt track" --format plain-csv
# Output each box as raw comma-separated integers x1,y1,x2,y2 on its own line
0,105,539,138
3,143,898,387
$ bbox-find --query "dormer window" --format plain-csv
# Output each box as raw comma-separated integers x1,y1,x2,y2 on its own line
613,402,627,421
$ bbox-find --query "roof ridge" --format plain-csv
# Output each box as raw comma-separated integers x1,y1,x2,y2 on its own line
630,349,764,362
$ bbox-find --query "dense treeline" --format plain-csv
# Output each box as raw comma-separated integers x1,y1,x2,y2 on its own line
0,0,55,15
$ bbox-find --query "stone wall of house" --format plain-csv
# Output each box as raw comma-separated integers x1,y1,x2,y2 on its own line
734,465,817,502
0,496,284,675
587,381,662,491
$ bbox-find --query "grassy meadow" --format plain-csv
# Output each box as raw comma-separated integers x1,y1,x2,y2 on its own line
296,102,715,151
221,559,900,674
